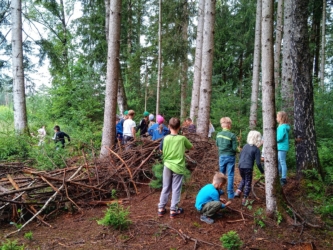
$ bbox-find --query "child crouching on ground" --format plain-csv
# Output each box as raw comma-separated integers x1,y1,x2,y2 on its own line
234,130,264,205
195,172,232,224
158,118,194,218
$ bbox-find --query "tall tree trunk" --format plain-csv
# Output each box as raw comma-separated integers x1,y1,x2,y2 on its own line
100,0,122,157
156,0,162,116
249,0,262,130
117,61,128,114
180,0,189,121
11,0,28,133
274,0,283,90
281,0,294,123
320,0,326,88
309,0,322,79
190,0,205,123
262,0,279,217
291,0,323,179
105,0,110,38
196,0,216,137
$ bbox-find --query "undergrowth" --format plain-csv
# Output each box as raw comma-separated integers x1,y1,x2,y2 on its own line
0,239,24,250
220,230,243,250
97,203,131,230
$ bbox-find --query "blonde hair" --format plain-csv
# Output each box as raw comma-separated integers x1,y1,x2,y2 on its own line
247,130,262,147
277,111,288,124
128,110,135,116
220,117,232,128
212,172,227,185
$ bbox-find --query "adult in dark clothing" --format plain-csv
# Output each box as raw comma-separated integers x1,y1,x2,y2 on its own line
53,125,70,148
137,111,150,137
234,130,264,205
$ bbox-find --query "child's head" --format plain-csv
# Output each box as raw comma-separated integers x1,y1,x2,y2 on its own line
123,110,129,119
116,115,120,122
277,111,288,124
185,118,192,125
157,115,164,124
54,125,60,132
220,117,232,129
212,172,227,188
149,114,155,121
143,111,149,118
128,110,135,118
169,117,181,130
247,130,262,147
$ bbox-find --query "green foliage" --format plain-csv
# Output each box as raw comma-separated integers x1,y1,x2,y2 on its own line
24,231,33,240
317,139,333,184
220,231,243,250
254,208,266,228
275,210,283,225
0,240,24,250
97,203,131,230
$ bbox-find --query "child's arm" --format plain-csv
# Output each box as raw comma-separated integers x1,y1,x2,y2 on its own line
255,148,264,174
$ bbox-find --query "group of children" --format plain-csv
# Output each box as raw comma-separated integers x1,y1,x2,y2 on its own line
157,112,290,224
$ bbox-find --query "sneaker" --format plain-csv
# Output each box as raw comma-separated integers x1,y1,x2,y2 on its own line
280,178,287,186
241,198,247,206
200,215,214,224
234,189,242,198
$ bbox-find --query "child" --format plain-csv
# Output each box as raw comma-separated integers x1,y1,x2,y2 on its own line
53,125,70,148
122,110,136,145
37,125,46,146
148,115,169,141
116,115,123,142
234,131,264,205
195,172,232,224
148,114,155,128
277,111,290,186
216,117,239,199
186,118,196,133
158,117,193,218
208,121,215,138
137,111,150,137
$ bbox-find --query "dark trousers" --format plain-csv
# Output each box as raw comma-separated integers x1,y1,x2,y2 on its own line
237,168,253,198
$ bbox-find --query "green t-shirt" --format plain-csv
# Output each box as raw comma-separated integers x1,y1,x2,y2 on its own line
161,134,193,175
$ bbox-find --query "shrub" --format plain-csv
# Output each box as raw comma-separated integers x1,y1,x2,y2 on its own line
0,239,24,250
24,231,33,240
97,203,131,230
220,231,243,250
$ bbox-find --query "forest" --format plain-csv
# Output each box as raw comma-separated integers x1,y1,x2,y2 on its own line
0,0,333,249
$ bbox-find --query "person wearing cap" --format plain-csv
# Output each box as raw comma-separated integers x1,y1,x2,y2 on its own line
148,114,155,129
122,110,136,145
137,111,150,137
148,115,169,141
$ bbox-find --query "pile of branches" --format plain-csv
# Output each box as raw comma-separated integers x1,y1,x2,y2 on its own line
0,134,218,236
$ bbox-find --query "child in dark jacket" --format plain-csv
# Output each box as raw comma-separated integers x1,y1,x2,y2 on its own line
234,130,264,205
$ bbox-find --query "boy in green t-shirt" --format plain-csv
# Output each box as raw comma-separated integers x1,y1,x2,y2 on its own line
158,117,194,219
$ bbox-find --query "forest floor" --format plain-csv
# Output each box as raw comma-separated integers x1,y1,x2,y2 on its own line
1,169,332,250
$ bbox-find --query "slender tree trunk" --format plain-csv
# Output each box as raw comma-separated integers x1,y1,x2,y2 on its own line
262,0,279,217
11,0,28,133
190,0,205,123
196,0,216,137
320,0,326,88
100,0,122,157
249,0,261,130
274,0,283,90
291,0,323,179
117,61,128,114
156,0,162,116
105,0,110,38
180,0,189,121
281,0,294,123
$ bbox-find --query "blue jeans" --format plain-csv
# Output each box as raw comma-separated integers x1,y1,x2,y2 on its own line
219,155,235,199
278,150,287,179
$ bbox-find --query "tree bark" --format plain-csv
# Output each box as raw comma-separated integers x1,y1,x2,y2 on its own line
320,0,326,88
196,0,216,137
180,0,189,121
11,0,28,133
100,0,122,157
117,61,128,115
156,0,162,116
281,0,294,123
262,0,279,217
274,0,283,90
190,0,205,123
249,0,262,130
291,0,323,179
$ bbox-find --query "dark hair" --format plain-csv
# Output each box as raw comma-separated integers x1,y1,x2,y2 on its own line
186,117,192,122
54,125,60,131
169,118,181,130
